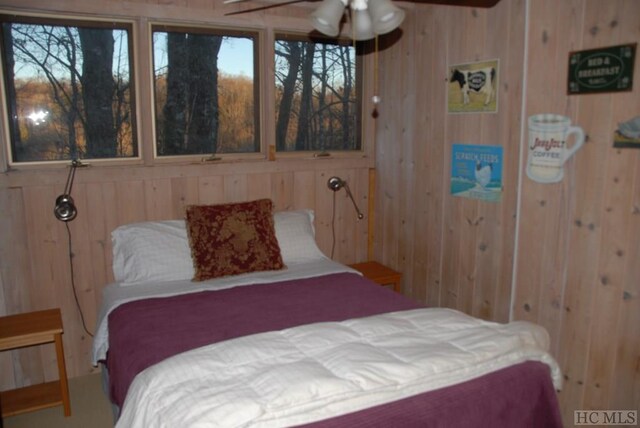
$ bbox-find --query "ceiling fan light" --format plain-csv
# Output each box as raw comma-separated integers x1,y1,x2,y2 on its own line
352,9,375,40
368,0,405,35
310,0,346,37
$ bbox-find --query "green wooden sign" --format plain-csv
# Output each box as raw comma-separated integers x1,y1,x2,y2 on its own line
568,43,636,94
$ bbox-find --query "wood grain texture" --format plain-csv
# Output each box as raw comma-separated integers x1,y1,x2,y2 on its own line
513,1,639,424
374,0,638,425
376,0,523,322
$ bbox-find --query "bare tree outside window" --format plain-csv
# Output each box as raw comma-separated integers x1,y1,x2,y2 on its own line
152,26,258,157
0,15,136,163
275,35,361,153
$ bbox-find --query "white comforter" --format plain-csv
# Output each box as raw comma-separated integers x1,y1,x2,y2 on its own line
117,308,562,428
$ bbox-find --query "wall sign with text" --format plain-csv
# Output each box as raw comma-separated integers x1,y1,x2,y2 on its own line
451,144,503,203
568,43,636,94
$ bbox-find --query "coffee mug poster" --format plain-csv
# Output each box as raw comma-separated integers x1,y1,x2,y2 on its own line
527,114,585,184
448,59,499,113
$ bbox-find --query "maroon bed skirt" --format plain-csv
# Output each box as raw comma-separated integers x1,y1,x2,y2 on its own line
105,272,561,427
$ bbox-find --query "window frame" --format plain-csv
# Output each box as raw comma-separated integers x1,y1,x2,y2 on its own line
149,22,263,164
0,11,141,168
0,10,374,171
272,31,366,158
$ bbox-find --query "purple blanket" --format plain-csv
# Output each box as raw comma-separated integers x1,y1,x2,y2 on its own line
302,360,561,427
106,272,561,427
107,272,420,407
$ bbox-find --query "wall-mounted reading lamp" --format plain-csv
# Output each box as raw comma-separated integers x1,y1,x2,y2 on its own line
54,159,82,222
327,176,364,220
53,159,93,337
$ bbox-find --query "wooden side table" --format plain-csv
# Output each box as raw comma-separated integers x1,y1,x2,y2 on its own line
0,308,71,418
349,261,402,293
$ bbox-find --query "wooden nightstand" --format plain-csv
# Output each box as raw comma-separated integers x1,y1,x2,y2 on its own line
0,308,71,418
349,261,402,293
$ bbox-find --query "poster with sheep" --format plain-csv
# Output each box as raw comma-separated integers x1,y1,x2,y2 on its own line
448,59,499,113
451,144,503,202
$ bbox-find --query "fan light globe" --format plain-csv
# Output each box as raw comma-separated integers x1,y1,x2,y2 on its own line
352,10,375,40
368,0,405,34
310,0,404,40
349,0,373,40
310,0,346,37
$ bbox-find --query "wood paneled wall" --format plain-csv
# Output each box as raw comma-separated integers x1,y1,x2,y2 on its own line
514,0,640,421
375,0,525,320
375,0,639,424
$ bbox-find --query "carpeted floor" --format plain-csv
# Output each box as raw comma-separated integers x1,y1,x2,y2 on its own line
3,373,113,428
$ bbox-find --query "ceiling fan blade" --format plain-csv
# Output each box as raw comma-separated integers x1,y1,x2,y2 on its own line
225,0,315,16
408,0,501,7
224,0,500,11
224,0,500,20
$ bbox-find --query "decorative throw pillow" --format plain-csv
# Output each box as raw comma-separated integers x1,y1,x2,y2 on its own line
185,199,285,281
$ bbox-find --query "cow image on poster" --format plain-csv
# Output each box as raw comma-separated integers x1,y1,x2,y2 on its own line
450,67,496,105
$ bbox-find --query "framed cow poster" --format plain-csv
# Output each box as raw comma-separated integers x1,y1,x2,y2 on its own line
448,59,499,114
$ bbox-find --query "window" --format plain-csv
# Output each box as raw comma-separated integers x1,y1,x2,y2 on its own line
0,14,136,164
274,34,362,153
152,25,259,157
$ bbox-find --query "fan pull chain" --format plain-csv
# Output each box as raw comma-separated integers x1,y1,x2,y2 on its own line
372,35,380,104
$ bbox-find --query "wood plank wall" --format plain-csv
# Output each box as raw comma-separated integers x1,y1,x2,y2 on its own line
514,0,640,421
375,0,639,424
0,0,373,391
375,0,525,320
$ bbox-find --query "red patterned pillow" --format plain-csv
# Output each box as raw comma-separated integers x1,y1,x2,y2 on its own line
185,199,285,281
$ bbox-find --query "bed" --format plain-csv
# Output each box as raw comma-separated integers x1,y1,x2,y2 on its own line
91,200,563,427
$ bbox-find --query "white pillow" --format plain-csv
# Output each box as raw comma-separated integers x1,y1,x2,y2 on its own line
111,209,326,285
111,220,194,285
273,209,326,264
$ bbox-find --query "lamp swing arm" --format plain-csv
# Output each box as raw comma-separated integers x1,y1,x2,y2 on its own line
327,176,365,219
54,159,84,222
342,181,365,219
63,159,80,196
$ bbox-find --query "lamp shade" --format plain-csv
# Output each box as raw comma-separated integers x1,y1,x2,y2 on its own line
310,0,345,37
351,8,374,40
368,0,405,35
54,194,77,222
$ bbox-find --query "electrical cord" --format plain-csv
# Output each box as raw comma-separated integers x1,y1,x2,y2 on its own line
65,222,94,337
331,190,337,259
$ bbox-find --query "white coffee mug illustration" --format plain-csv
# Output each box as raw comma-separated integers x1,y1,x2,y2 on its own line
527,114,585,183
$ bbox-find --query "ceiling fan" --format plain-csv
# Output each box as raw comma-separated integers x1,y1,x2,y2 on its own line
223,0,501,41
